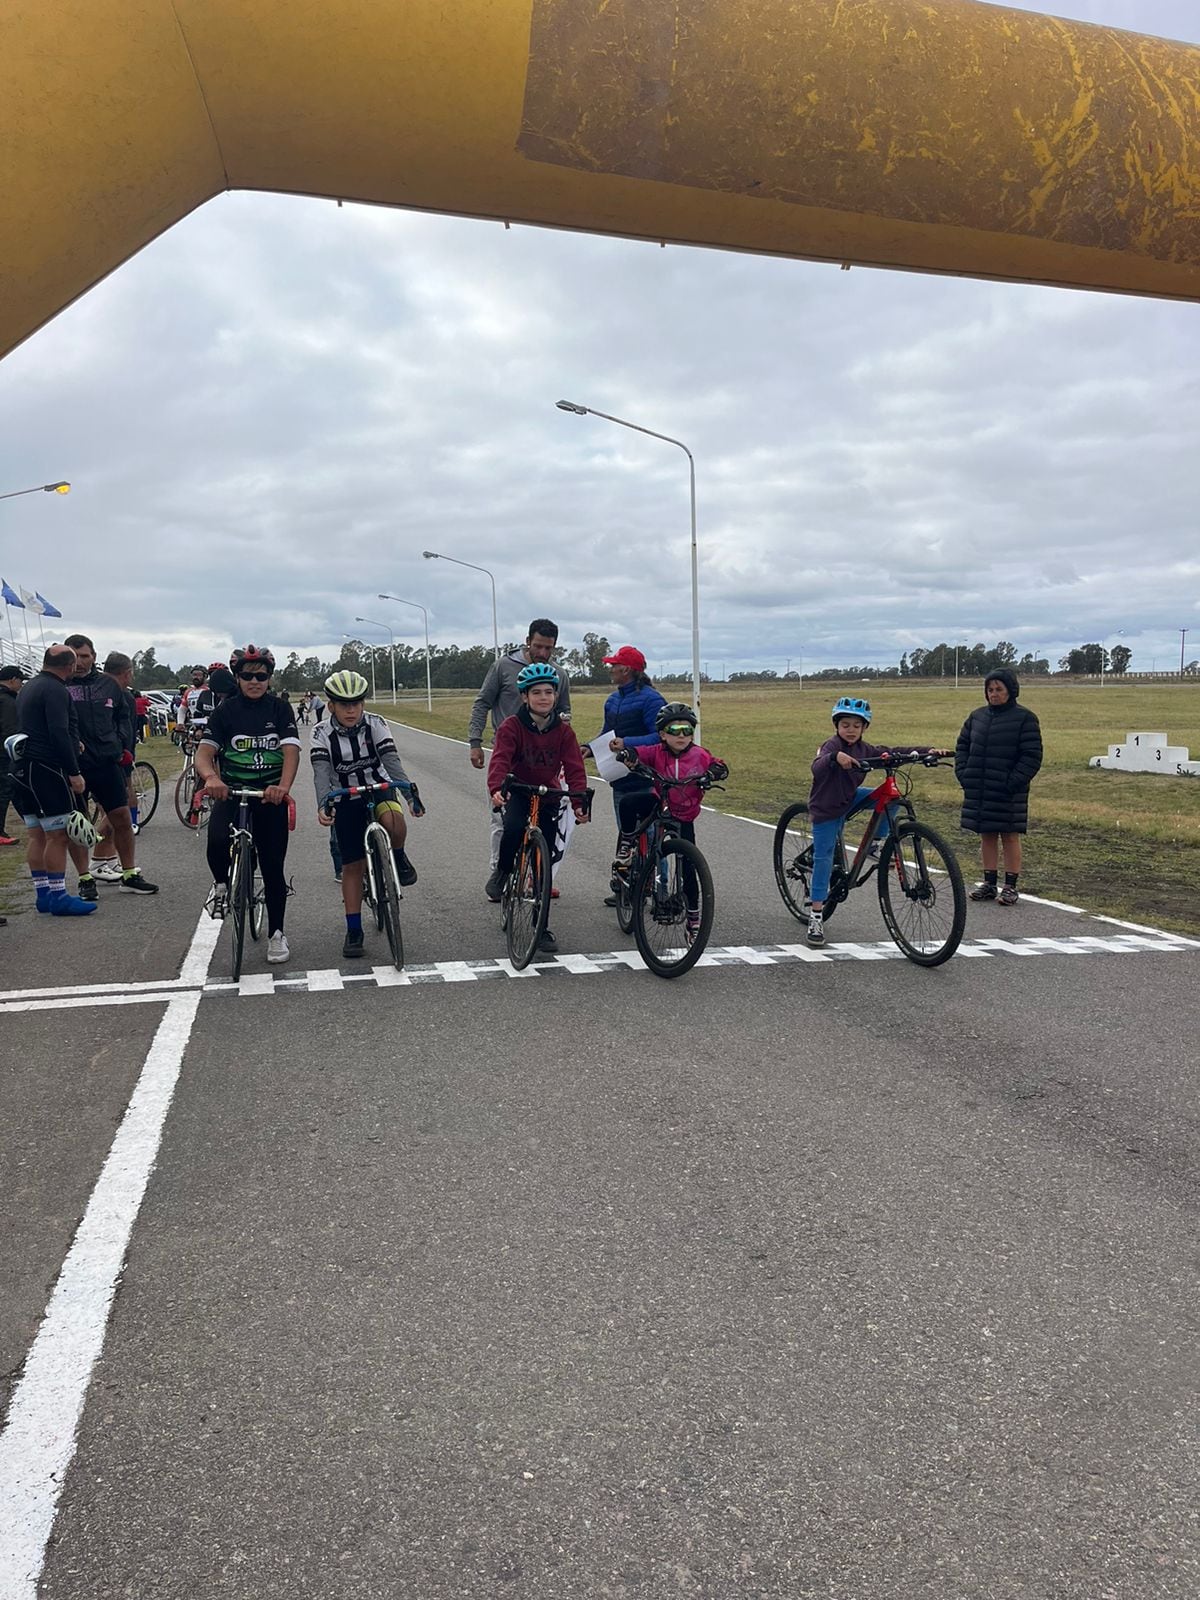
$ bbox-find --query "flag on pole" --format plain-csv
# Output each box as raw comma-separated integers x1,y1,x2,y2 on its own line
19,587,45,615
1,580,24,608
36,594,63,618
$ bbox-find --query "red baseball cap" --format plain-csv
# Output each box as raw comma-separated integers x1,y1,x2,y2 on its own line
602,645,646,671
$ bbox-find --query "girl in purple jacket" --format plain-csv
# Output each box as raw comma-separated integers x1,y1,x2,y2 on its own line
612,701,728,941
806,696,948,948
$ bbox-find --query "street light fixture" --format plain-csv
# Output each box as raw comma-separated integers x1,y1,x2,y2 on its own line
954,640,968,691
355,617,397,705
556,399,702,736
422,550,499,661
1100,629,1125,688
0,480,70,501
379,594,433,712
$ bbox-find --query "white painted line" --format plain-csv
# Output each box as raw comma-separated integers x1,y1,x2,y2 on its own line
973,938,1042,956
1091,914,1200,946
775,942,833,963
237,973,275,997
0,992,176,1017
0,993,200,1600
437,961,480,983
178,907,224,985
1019,893,1086,914
370,964,412,987
723,946,779,964
554,952,606,974
488,957,542,980
305,969,345,992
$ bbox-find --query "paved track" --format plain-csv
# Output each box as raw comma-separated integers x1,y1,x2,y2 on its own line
2,722,1198,1598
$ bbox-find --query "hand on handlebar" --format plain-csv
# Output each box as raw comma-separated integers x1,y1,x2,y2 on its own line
204,776,229,802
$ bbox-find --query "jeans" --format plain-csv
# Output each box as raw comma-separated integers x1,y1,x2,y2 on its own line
810,787,892,904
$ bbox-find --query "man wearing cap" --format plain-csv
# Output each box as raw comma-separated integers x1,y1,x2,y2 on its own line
0,662,27,846
468,618,571,892
584,647,667,907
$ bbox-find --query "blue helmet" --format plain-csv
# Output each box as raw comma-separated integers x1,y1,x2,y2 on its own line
831,695,871,725
516,661,560,692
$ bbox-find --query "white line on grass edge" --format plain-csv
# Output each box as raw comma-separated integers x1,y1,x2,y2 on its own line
385,718,1200,947
0,909,218,1600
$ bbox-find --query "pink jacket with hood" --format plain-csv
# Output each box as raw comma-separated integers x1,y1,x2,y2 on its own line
624,741,724,822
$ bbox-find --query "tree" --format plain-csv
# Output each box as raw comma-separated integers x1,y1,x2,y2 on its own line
1109,643,1132,675
580,632,611,683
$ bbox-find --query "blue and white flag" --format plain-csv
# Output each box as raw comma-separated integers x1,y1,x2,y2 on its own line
1,580,24,608
19,587,44,615
36,594,62,619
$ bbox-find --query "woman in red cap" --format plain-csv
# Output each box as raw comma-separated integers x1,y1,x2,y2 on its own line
585,646,667,907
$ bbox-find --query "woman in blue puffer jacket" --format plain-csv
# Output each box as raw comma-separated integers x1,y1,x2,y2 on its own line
584,645,666,905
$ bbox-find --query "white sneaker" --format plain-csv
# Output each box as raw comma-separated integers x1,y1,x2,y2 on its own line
806,910,826,948
266,930,290,965
91,858,122,882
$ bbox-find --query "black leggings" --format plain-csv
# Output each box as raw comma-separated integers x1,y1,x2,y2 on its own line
617,800,700,911
496,793,561,884
206,797,290,931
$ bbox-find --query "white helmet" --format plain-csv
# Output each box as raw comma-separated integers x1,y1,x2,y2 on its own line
65,808,100,848
4,732,26,762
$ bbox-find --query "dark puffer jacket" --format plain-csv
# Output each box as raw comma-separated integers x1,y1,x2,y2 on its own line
955,670,1043,834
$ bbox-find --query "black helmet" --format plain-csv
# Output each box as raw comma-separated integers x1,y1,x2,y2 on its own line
655,702,698,733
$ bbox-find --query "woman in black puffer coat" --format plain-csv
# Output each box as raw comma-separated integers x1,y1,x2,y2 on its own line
955,669,1042,905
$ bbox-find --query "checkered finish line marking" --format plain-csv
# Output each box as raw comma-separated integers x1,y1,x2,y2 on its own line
197,932,1197,996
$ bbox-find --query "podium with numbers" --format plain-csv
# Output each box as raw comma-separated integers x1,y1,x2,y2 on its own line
1089,731,1200,777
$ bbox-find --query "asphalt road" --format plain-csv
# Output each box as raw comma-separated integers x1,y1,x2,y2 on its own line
2,720,1198,1599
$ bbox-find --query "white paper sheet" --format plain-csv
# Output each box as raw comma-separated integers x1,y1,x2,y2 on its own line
584,731,629,784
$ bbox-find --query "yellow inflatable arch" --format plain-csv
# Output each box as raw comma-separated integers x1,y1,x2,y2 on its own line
4,0,1200,359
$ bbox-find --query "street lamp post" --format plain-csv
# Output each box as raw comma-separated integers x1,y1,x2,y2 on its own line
954,641,967,691
356,617,397,704
557,399,702,736
422,551,499,661
0,480,70,501
1182,628,1190,676
379,594,433,712
1100,629,1125,688
342,632,376,703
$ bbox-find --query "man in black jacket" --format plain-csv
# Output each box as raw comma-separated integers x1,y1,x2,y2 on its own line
11,644,96,915
0,662,26,846
63,633,157,897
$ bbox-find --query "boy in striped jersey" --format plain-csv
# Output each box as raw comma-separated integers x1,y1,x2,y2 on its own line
311,671,423,958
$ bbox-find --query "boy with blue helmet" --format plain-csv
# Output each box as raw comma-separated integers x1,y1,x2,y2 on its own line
806,697,948,948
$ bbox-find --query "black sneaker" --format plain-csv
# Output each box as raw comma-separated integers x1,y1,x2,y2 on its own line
77,874,98,902
120,870,159,895
342,928,365,959
395,852,418,888
485,872,502,903
969,881,998,901
603,894,618,908
537,927,558,952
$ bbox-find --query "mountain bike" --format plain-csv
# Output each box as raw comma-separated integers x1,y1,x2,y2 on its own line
497,779,593,970
221,788,268,981
322,779,425,970
773,752,967,966
174,728,211,829
612,765,720,978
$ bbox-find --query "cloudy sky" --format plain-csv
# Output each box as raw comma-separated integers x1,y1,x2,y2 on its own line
1,0,1197,678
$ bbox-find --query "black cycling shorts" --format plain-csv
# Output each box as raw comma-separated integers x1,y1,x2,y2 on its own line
330,794,404,866
11,760,76,825
81,760,129,816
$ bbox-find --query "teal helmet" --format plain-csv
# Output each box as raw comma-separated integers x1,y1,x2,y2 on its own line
831,695,871,725
516,661,560,692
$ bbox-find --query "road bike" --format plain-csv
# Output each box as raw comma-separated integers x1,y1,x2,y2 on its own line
773,752,967,966
322,779,424,970
218,788,268,981
174,728,212,829
87,759,159,832
612,765,720,978
497,779,593,970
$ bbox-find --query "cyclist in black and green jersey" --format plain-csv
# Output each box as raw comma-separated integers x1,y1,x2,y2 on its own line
196,644,300,965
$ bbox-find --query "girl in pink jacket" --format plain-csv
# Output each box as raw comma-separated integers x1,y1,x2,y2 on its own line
611,701,728,938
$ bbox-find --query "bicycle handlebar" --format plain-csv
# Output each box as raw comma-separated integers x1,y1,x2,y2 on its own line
624,760,726,792
322,779,424,816
853,751,952,772
497,778,594,814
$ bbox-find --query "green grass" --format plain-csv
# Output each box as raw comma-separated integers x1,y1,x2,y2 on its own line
373,681,1200,937
0,736,185,916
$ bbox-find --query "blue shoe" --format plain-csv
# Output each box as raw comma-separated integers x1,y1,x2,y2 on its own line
48,891,98,916
36,890,53,913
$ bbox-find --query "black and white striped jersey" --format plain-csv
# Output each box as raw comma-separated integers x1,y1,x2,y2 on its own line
310,712,411,802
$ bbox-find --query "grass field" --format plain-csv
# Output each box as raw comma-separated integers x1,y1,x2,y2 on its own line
0,735,184,918
372,680,1200,937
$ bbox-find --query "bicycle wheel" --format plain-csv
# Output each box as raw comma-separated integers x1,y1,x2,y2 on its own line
229,836,252,980
632,837,714,978
877,821,966,967
132,761,159,827
370,830,405,970
614,862,636,935
247,849,264,941
505,827,550,970
773,803,839,925
174,766,206,828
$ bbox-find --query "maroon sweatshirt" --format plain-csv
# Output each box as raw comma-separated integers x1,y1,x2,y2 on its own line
487,706,588,798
